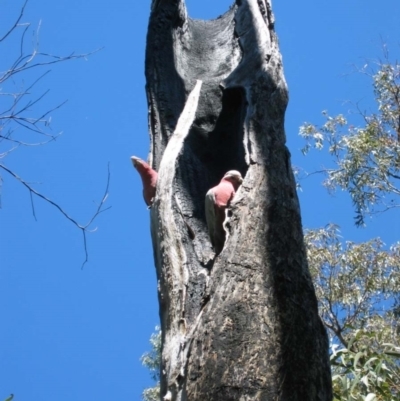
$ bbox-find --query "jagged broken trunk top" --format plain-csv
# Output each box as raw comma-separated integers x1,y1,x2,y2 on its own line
145,1,332,400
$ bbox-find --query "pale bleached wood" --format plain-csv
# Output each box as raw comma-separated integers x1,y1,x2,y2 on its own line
151,80,203,400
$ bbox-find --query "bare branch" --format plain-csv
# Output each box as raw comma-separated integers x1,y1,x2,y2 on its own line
1,48,103,85
0,145,20,159
80,163,112,269
0,163,111,268
29,189,37,221
7,70,52,114
0,0,29,42
0,133,61,147
388,171,400,180
0,0,109,268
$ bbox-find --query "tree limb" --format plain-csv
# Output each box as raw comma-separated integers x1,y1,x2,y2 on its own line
0,163,111,268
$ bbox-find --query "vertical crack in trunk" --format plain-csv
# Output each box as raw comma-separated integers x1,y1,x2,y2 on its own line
145,1,333,400
151,80,203,400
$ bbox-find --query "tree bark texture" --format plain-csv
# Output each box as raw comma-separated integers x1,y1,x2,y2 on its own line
145,1,332,400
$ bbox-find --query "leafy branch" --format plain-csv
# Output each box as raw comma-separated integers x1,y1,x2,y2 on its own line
299,51,400,226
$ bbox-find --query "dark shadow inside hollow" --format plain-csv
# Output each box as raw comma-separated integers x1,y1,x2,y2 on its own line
188,86,248,178
208,87,248,181
185,0,234,21
178,86,248,228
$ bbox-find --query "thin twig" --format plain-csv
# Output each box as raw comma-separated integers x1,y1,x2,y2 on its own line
0,145,20,159
7,70,52,114
33,100,68,125
0,0,107,267
0,164,81,223
0,163,111,268
1,48,103,84
0,134,61,147
80,163,112,269
0,0,29,42
29,190,37,220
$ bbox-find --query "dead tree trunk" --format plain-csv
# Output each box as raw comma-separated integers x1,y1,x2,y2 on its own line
145,1,332,400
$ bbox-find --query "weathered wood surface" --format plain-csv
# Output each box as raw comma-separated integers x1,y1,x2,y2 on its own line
145,1,332,400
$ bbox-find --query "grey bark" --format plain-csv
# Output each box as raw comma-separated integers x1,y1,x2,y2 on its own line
145,1,332,400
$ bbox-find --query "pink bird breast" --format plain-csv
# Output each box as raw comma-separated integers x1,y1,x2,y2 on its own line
212,180,236,207
205,170,243,254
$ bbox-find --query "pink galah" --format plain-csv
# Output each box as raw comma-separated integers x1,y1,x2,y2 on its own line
131,156,158,207
205,170,243,254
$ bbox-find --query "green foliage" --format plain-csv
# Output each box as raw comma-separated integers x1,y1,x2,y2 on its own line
301,51,400,400
305,225,400,346
305,225,400,400
300,56,400,226
4,395,13,401
330,333,400,401
141,386,160,401
140,327,161,401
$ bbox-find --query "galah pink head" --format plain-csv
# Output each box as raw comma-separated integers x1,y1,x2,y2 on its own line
131,156,158,207
131,156,150,173
221,170,243,189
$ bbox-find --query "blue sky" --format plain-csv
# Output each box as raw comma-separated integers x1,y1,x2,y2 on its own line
1,0,399,400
